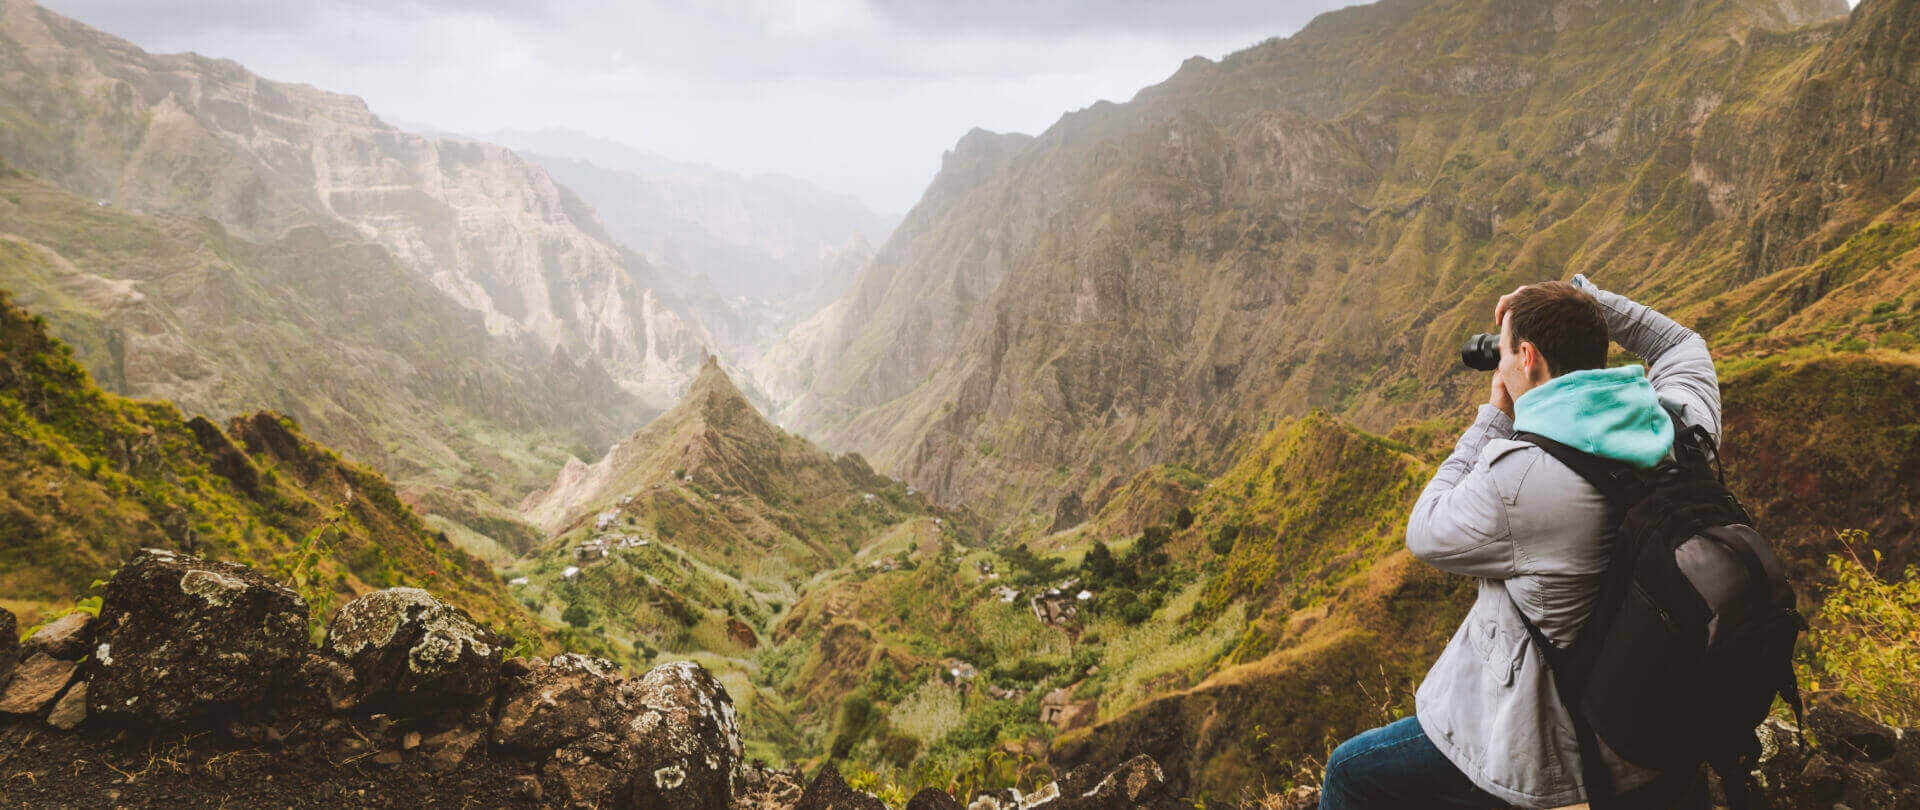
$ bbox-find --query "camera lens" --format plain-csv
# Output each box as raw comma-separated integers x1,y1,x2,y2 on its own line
1461,333,1500,371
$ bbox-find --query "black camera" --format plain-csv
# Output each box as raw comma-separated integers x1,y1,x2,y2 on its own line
1461,333,1500,371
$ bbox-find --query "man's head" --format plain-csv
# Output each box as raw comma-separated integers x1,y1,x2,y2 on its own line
1498,280,1609,400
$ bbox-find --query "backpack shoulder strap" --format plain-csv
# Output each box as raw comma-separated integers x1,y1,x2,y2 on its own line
1511,431,1643,504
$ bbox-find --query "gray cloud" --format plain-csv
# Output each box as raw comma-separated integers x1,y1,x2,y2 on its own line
36,0,1365,213
870,0,1354,36
43,0,556,38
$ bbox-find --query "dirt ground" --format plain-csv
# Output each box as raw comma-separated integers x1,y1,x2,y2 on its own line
0,719,545,809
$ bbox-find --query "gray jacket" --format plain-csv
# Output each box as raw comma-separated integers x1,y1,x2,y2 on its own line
1408,276,1721,808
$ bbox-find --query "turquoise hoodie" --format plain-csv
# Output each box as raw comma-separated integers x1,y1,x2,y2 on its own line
1513,365,1673,469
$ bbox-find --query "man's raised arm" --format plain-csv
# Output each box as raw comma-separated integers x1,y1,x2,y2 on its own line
1570,274,1722,441
1405,404,1519,580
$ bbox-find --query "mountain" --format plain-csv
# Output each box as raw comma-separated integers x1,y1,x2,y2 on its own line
0,0,726,407
509,358,972,752
482,129,896,363
0,163,638,519
765,0,1915,525
0,288,544,642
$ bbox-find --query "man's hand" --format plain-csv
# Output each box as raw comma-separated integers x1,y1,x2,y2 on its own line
1490,372,1513,418
1494,285,1525,325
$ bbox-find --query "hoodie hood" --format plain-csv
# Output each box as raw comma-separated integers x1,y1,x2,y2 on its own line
1513,365,1673,469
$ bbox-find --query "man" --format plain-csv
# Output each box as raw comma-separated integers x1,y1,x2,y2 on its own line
1318,275,1720,809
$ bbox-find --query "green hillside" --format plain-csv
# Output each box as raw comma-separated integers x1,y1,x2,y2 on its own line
0,287,546,644
0,162,643,551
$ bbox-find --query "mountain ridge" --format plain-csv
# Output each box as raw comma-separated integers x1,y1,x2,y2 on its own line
0,0,728,406
766,0,1899,524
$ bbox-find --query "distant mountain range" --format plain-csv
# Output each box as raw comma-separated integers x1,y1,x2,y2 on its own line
484,128,895,363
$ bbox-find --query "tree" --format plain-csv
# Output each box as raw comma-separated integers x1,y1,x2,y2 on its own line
1082,541,1117,584
1174,506,1195,530
1210,523,1240,556
562,602,591,628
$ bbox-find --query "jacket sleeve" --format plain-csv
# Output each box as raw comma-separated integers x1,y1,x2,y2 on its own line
1407,405,1519,578
1572,274,1722,442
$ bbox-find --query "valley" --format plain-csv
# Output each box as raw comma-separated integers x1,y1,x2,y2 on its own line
2,0,1919,806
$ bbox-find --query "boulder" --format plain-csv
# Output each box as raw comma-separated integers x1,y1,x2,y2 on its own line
0,653,79,715
1808,702,1899,762
492,653,628,754
621,661,744,810
906,787,966,810
46,682,86,730
296,652,361,712
324,588,502,708
23,612,93,660
0,607,16,687
87,549,309,724
795,764,888,810
420,726,485,772
542,742,621,805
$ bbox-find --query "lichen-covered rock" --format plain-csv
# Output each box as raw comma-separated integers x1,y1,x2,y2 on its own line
1756,709,1920,810
737,762,807,810
23,612,93,660
621,660,744,810
492,653,627,754
324,587,502,707
1003,755,1179,810
87,549,309,724
795,764,888,810
0,653,79,716
0,607,17,687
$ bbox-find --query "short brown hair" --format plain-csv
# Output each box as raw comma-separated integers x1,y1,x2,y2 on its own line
1505,281,1608,376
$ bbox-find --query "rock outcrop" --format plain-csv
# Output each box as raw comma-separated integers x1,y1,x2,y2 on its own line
0,549,785,808
87,549,309,724
325,587,503,709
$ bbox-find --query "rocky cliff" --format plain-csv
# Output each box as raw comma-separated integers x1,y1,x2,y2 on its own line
765,0,1920,525
0,0,722,406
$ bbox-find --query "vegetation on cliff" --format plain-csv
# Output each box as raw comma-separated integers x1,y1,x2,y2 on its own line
0,288,543,643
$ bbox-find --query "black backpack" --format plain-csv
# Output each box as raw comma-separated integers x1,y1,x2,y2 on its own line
1513,408,1804,809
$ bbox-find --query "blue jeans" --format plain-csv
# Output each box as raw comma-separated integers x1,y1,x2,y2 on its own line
1319,716,1504,810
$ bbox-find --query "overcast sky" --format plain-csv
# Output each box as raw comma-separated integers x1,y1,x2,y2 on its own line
39,0,1366,214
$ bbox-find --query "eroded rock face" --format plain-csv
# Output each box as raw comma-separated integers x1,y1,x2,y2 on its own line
492,653,628,754
24,612,94,660
621,660,744,810
324,588,502,708
86,549,309,724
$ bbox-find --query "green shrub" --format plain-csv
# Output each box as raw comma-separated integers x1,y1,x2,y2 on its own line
1210,524,1240,556
1809,530,1920,726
